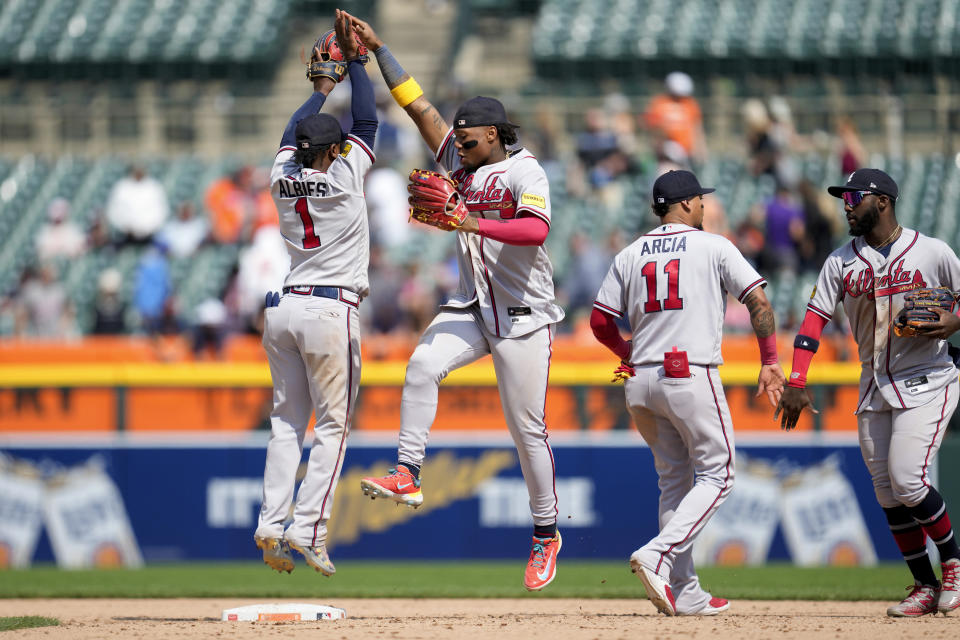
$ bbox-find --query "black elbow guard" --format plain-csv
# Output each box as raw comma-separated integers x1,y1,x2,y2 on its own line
794,335,820,353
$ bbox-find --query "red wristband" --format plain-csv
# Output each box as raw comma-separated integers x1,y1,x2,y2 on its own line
757,334,778,365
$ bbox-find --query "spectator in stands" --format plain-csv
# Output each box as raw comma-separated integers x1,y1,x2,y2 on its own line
759,185,805,273
576,108,620,173
191,298,228,360
36,197,86,262
796,179,840,273
836,115,867,176
156,201,209,259
234,226,288,332
206,165,256,245
560,231,613,320
133,240,174,334
364,245,406,336
365,164,410,250
743,99,777,178
106,164,169,245
92,268,127,334
642,71,706,165
249,167,279,234
14,264,76,339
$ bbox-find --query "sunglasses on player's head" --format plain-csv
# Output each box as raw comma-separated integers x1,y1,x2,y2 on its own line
841,190,877,207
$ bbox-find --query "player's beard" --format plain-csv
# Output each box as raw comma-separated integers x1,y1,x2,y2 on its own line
848,202,879,237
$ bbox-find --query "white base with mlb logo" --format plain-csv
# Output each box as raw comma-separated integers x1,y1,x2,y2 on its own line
221,603,346,621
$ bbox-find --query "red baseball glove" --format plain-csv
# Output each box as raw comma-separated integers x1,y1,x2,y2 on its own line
407,169,469,232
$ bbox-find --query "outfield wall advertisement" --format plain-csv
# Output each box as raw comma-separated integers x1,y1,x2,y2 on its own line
0,433,910,567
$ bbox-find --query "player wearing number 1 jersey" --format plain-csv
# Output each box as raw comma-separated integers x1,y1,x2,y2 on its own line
591,170,785,615
253,12,377,577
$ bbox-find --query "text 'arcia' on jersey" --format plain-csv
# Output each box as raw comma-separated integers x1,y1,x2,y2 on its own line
639,235,688,256
277,178,329,199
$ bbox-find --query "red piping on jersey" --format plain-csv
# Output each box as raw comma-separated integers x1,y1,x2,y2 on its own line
737,278,766,303
346,134,376,163
516,207,551,229
880,233,919,409
278,145,296,155
592,301,623,317
921,386,951,489
436,129,454,162
644,229,697,237
655,366,733,575
856,377,875,413
479,236,501,337
807,302,833,321
541,325,559,522
314,307,353,546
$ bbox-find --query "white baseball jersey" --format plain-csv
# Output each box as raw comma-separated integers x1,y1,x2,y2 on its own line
271,134,376,297
436,130,564,338
594,223,766,365
806,228,960,411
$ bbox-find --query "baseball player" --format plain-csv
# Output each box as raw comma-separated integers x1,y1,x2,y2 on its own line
253,10,377,576
343,12,564,591
776,168,960,617
592,170,785,615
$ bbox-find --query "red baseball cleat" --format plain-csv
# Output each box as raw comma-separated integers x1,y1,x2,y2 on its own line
523,531,562,591
360,464,423,507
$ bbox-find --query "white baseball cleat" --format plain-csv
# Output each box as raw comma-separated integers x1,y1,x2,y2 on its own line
254,536,295,574
677,596,730,616
630,554,676,616
288,541,336,576
886,583,939,617
940,558,960,614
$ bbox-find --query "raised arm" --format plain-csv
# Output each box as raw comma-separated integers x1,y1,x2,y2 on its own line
344,11,449,154
335,9,377,149
743,286,786,408
279,72,335,149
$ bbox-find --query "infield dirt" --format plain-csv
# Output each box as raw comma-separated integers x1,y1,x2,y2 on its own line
1,598,958,639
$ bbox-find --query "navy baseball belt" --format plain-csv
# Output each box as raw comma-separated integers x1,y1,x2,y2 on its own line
282,285,360,308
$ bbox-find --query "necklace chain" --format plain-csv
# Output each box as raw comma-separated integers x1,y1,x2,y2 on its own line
871,225,901,249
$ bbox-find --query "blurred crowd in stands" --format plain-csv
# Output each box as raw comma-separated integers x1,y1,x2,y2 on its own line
3,72,862,352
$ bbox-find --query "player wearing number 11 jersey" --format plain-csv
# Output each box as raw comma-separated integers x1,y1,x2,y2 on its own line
254,14,377,577
591,170,785,615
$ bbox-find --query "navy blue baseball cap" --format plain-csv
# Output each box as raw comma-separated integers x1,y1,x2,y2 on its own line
453,96,517,129
295,113,343,149
652,170,715,205
828,168,899,200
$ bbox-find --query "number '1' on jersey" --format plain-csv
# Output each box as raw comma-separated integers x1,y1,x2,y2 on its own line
270,135,375,296
594,223,765,366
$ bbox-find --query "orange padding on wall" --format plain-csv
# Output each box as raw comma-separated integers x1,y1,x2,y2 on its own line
0,332,860,364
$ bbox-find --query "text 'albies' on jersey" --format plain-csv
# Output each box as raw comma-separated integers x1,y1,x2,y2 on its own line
270,135,375,297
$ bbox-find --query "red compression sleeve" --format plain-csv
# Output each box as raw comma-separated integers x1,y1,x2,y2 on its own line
590,308,631,361
789,310,829,388
757,335,779,365
476,216,549,246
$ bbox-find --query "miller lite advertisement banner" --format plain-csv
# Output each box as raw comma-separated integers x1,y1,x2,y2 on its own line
42,458,144,569
0,432,908,564
0,454,45,568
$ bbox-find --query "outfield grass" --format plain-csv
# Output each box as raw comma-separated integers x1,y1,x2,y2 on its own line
0,616,60,631
0,562,917,601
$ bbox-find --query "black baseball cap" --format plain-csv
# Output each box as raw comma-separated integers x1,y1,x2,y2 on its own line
652,170,715,205
295,113,343,150
453,96,517,129
827,168,899,200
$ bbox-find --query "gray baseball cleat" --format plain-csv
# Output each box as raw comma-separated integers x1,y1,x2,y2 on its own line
940,558,960,614
887,583,939,617
288,541,336,576
254,536,295,574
